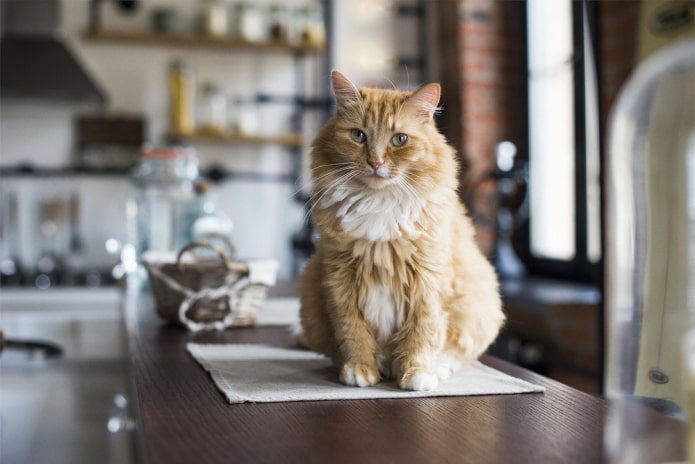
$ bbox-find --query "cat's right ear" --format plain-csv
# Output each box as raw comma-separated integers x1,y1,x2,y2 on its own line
331,70,362,110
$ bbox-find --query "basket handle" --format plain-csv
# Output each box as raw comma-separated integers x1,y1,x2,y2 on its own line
197,233,238,260
176,242,248,273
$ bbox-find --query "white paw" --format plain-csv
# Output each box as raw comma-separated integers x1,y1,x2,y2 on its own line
401,372,439,391
340,363,380,387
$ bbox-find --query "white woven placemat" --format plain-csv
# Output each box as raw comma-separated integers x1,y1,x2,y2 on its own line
187,343,545,403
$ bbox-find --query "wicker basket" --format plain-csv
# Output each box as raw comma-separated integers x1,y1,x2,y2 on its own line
142,240,275,331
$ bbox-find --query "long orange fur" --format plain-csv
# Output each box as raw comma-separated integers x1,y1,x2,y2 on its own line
298,71,505,391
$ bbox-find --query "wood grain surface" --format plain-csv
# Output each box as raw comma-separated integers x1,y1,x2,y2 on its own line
124,290,685,464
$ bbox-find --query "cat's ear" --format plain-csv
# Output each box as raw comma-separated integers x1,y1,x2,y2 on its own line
331,70,362,110
404,83,441,123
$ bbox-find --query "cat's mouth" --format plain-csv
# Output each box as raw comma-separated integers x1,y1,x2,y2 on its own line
362,170,394,188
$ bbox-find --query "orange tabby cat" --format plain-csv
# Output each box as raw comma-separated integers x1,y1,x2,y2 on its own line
298,71,504,391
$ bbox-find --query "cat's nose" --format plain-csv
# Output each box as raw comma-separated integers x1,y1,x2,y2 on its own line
368,159,384,170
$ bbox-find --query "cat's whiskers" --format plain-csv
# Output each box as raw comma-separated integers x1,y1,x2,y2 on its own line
305,171,358,223
297,162,353,185
396,174,419,200
401,169,435,192
305,171,359,223
398,171,420,192
304,167,357,199
311,162,354,171
394,176,421,212
311,165,355,184
289,163,355,200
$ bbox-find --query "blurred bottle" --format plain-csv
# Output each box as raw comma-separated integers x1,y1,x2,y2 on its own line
187,180,234,242
198,82,227,136
169,60,195,135
200,0,228,37
125,146,199,278
235,3,264,42
605,38,695,464
297,3,325,48
231,96,258,136
268,4,290,41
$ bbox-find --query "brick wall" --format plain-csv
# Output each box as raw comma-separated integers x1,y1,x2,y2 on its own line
456,0,526,256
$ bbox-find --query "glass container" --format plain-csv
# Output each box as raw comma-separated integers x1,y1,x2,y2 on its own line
297,3,325,48
198,82,227,136
268,4,290,42
200,0,228,37
125,146,199,279
605,38,695,464
187,180,234,244
169,60,195,135
235,3,264,42
231,97,258,136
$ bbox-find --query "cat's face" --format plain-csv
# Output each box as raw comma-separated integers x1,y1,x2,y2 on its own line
314,71,443,191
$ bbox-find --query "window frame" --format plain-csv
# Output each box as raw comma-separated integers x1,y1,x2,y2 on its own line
516,0,602,285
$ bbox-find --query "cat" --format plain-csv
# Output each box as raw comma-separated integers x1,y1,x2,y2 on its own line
297,70,505,391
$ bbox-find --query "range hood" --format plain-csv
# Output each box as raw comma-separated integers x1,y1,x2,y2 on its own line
1,0,107,104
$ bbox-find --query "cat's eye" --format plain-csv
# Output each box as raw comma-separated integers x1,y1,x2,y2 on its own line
391,133,409,147
350,129,367,143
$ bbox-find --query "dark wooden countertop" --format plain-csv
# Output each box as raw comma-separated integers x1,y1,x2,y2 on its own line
123,286,686,464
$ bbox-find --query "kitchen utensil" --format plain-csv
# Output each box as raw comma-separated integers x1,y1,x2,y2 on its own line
0,192,24,285
35,195,67,287
0,330,63,358
68,192,84,253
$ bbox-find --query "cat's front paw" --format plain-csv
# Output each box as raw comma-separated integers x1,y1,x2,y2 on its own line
340,361,380,387
399,369,439,391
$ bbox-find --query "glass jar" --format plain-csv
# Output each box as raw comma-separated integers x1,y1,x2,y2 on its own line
200,0,228,37
235,3,264,42
297,3,325,48
187,180,234,244
605,38,695,464
198,82,227,136
268,4,290,41
231,97,258,136
169,60,195,135
125,146,199,278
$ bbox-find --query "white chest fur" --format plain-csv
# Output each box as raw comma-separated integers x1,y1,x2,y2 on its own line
362,284,405,345
321,183,425,241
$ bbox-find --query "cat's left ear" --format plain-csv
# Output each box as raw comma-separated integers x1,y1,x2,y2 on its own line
331,70,362,110
404,83,441,123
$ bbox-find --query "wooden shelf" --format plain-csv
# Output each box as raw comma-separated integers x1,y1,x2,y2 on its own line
167,130,304,147
84,30,324,54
